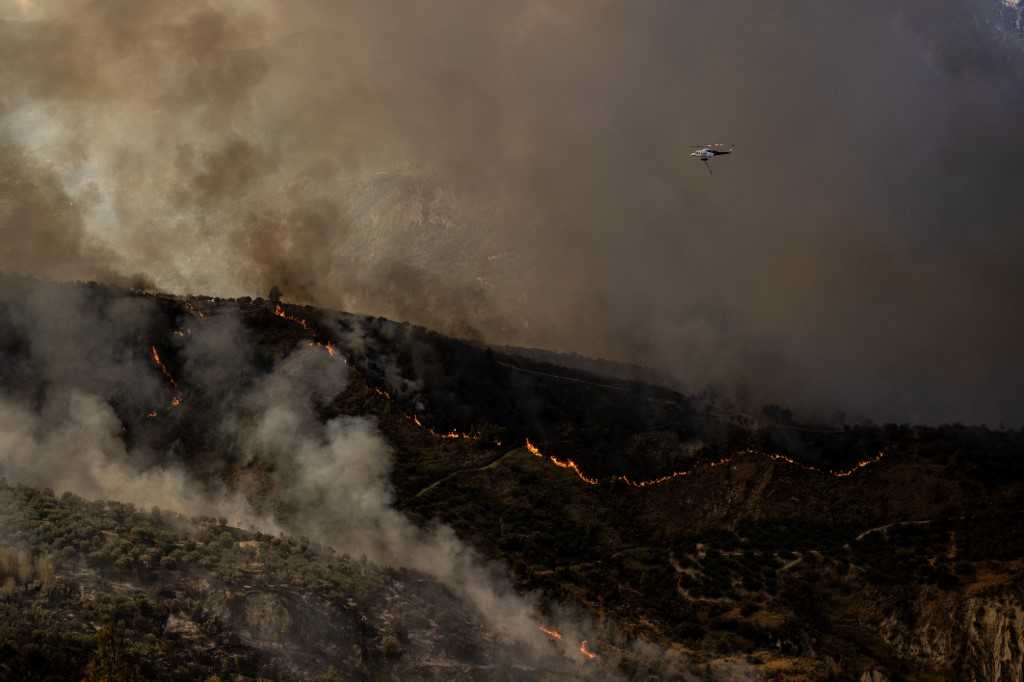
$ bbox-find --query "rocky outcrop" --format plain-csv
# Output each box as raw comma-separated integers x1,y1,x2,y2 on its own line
877,587,959,666
860,671,889,682
875,587,1024,680
958,596,1024,682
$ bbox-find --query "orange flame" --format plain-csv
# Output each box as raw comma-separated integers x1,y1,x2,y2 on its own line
149,345,184,408
146,410,158,418
831,450,886,477
407,414,478,441
274,304,311,330
307,340,340,358
440,429,473,440
539,625,562,640
370,383,885,488
524,440,599,485
579,640,598,660
612,457,733,488
549,454,601,485
522,439,885,488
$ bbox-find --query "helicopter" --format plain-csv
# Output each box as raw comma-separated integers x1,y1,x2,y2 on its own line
689,144,735,174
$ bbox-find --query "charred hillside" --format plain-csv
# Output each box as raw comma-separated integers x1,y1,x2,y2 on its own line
0,480,561,682
1,273,1023,681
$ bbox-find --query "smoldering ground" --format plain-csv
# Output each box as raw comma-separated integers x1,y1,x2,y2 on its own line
1,1,1023,426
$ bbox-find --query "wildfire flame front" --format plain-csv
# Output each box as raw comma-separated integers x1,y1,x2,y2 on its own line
274,304,312,330
522,438,884,488
539,625,562,640
149,345,184,408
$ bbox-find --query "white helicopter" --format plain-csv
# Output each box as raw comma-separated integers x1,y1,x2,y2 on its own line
689,144,735,174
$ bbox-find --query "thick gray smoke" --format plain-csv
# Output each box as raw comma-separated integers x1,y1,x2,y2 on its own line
1,0,1022,425
0,319,607,668
0,391,265,523
232,347,588,660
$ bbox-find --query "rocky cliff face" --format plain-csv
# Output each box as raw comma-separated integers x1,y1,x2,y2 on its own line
868,574,1024,680
959,594,1024,681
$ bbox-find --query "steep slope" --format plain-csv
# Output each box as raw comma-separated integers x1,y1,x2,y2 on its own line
0,481,582,681
1,274,1022,680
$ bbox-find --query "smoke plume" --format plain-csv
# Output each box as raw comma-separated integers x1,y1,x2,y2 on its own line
1,0,1022,424
0,293,607,668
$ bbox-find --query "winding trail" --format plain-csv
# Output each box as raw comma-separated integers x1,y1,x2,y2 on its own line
411,448,522,499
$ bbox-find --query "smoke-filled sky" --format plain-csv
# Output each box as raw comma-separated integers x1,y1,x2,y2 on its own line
1,0,1023,425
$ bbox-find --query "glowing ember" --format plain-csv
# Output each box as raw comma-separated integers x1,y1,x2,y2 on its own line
579,640,598,660
145,410,158,418
440,429,473,440
525,438,542,457
274,304,311,330
407,414,478,441
613,457,733,488
539,625,562,640
831,450,886,477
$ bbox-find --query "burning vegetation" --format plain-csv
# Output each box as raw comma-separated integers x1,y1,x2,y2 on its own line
308,340,339,358
407,414,477,441
1,278,1021,681
274,303,311,331
140,287,888,492
539,625,562,641
524,438,885,488
148,345,183,410
538,626,599,662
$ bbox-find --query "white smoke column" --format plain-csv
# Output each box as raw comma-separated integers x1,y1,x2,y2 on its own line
238,345,568,657
0,391,273,528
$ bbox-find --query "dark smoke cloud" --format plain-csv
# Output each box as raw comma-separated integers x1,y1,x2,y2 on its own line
1,0,1022,425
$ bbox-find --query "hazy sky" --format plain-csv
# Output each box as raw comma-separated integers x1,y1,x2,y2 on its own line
1,0,1022,425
